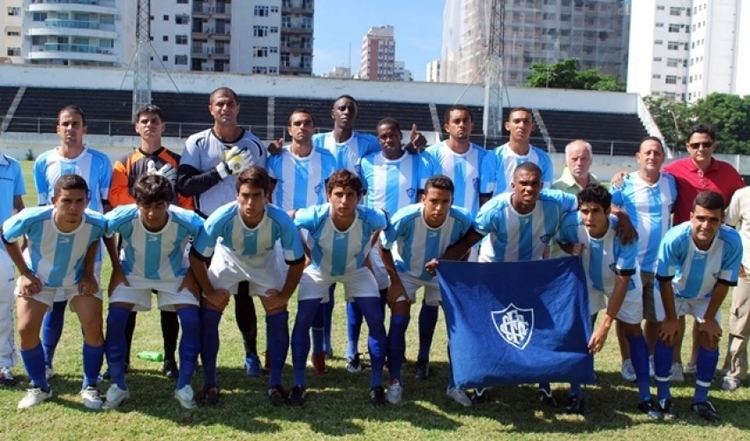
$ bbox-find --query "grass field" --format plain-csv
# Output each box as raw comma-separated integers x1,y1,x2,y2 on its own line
0,160,748,440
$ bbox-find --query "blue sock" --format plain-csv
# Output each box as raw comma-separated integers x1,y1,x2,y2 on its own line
291,299,320,387
417,303,438,362
654,340,673,401
569,383,582,397
627,334,652,402
42,300,67,368
82,343,104,389
200,308,222,387
323,285,335,354
105,306,130,390
387,313,410,383
356,297,386,388
21,344,48,391
346,301,363,359
311,304,325,355
267,311,289,387
176,307,200,390
694,346,719,403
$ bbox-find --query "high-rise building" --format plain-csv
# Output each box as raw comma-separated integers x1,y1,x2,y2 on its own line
322,66,351,78
439,0,630,86
359,25,395,80
425,59,440,82
628,0,750,102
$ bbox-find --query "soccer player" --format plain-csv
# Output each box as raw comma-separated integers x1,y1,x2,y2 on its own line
379,175,474,404
177,87,267,377
2,175,106,409
557,184,658,418
102,174,203,410
33,105,112,380
610,137,677,382
495,107,554,192
290,170,388,405
109,103,194,379
191,166,304,406
653,191,742,422
0,150,25,386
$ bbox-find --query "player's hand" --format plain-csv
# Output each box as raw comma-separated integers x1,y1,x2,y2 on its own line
267,138,284,156
18,272,42,296
610,171,628,189
78,273,99,297
177,272,200,299
425,258,439,276
156,163,177,185
698,318,722,345
108,267,130,295
262,288,288,313
216,146,252,178
146,159,158,175
406,124,427,152
204,288,231,310
386,280,408,306
588,325,609,353
658,318,680,345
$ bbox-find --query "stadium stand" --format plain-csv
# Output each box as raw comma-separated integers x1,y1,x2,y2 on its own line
0,86,19,117
539,109,646,155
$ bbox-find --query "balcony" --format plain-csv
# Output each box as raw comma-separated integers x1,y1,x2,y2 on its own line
27,43,116,63
29,0,117,15
281,24,312,34
193,3,230,17
28,21,117,39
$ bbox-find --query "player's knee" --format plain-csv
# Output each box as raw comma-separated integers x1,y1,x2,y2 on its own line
621,322,643,337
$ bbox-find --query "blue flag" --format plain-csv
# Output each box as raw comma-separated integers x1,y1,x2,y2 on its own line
437,257,595,388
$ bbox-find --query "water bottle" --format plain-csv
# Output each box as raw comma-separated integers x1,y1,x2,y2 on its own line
137,351,164,362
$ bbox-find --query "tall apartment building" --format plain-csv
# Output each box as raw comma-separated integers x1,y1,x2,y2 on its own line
439,0,630,86
425,59,440,82
359,25,395,80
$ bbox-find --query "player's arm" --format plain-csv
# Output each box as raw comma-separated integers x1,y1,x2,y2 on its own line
12,195,24,213
176,163,223,197
2,231,41,296
188,248,230,310
103,234,128,291
656,276,679,345
589,273,631,353
440,228,484,262
109,158,135,208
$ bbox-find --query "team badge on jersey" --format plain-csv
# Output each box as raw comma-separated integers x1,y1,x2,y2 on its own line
492,303,534,350
314,183,323,195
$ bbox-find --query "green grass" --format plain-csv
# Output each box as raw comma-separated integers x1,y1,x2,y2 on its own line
1,161,749,440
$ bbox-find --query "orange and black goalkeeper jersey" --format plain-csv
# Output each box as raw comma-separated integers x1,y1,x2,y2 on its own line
110,146,194,209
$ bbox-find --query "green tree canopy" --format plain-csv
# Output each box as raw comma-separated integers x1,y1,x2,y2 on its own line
526,58,624,92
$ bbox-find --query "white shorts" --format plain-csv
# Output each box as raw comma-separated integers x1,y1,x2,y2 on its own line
208,242,287,296
368,247,390,291
16,285,102,312
588,287,643,325
298,266,379,302
654,295,721,323
397,271,441,306
109,277,199,312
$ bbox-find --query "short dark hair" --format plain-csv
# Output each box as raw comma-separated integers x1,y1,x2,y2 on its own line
507,107,533,121
288,108,314,126
377,117,401,133
686,124,715,143
513,161,542,179
332,94,358,108
443,105,473,124
53,174,88,197
577,184,611,212
209,87,239,104
326,169,363,196
58,105,86,126
134,174,173,205
135,104,164,123
639,136,664,154
424,175,454,194
693,191,724,212
236,166,270,194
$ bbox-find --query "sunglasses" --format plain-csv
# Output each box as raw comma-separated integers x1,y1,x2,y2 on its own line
688,141,713,150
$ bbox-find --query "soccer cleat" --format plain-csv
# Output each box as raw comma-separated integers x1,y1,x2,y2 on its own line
162,359,179,379
385,379,403,404
17,387,53,409
721,376,741,392
245,354,262,377
691,400,720,423
102,384,130,410
45,366,55,381
346,353,362,373
369,385,386,406
471,388,488,404
657,398,679,420
197,385,220,406
174,385,197,409
267,385,288,406
637,398,662,420
684,362,697,375
446,386,472,407
0,366,18,386
670,362,684,382
538,387,558,408
414,358,430,380
80,386,103,410
289,385,306,406
620,359,637,382
564,394,588,415
311,352,327,376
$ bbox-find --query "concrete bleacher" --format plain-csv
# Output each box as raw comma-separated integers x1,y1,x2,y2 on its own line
0,86,19,117
539,109,647,155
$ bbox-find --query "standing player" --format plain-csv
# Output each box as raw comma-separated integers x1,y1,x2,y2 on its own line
290,170,388,405
653,191,742,422
0,150,25,386
102,174,203,410
109,104,194,379
33,105,112,380
557,184,658,417
177,87,267,377
191,167,304,406
379,175,474,404
3,175,106,409
495,107,554,192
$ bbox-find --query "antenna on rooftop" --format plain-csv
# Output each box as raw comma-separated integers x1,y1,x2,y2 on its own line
132,0,152,120
482,0,505,146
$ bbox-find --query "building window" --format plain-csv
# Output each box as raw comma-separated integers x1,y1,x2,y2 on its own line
656,5,665,10
175,55,187,65
7,7,20,16
254,5,269,16
668,24,681,32
162,55,168,62
655,22,664,27
666,58,681,67
654,40,663,45
253,26,268,37
667,41,679,50
7,47,20,56
652,74,662,79
5,30,20,36
665,75,677,84
269,46,277,54
176,35,188,44
163,35,169,42
653,57,662,62
270,6,279,13
669,7,681,16
269,66,278,74
254,46,268,57
252,66,268,74
177,0,188,3
175,14,189,24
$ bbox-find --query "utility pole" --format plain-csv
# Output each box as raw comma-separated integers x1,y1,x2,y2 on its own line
132,0,152,120
482,0,505,145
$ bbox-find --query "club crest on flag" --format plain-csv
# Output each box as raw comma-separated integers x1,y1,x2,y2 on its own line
492,304,534,350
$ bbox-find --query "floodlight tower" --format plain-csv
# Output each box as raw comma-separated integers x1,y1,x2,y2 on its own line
132,0,152,120
482,0,505,144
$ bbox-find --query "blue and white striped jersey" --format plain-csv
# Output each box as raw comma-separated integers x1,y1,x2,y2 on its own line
311,131,380,172
1,206,106,287
494,143,554,192
0,155,25,252
267,146,336,211
294,203,387,277
656,222,742,299
33,147,112,212
610,172,677,273
475,189,577,262
381,203,474,281
106,204,203,281
358,151,438,215
424,141,497,216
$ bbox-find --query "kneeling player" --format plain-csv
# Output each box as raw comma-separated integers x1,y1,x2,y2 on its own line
291,170,388,405
191,166,304,406
102,174,204,410
557,184,657,417
2,175,106,409
380,176,474,404
653,191,741,422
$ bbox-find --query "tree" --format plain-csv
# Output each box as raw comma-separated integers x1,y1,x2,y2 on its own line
642,95,691,151
526,58,625,92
